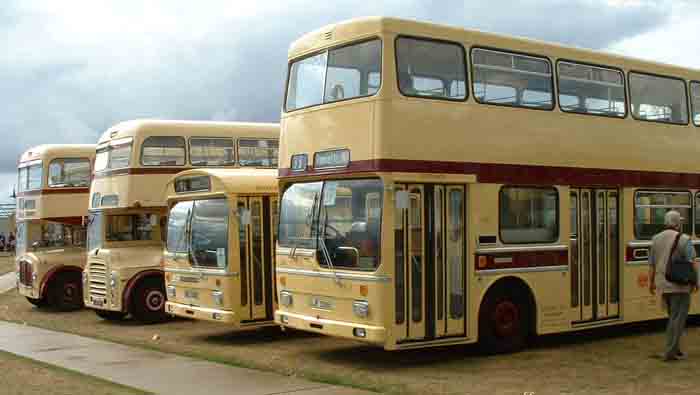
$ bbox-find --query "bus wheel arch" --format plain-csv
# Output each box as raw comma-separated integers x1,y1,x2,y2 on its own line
477,276,536,354
124,270,167,324
41,266,84,311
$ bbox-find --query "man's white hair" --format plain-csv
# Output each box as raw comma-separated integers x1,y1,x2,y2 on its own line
665,210,682,228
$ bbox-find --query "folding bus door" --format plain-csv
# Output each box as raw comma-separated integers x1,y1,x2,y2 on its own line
571,188,619,324
395,184,466,343
238,196,275,322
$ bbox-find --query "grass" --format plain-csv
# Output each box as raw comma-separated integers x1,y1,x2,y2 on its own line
0,255,15,275
0,350,150,395
1,288,700,394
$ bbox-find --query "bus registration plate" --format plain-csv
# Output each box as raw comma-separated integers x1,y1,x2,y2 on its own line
310,296,333,311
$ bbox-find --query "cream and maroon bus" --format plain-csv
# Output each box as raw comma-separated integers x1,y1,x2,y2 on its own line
15,144,95,310
84,120,278,323
163,168,277,327
274,17,700,352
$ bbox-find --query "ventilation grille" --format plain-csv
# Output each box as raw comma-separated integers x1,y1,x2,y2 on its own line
88,260,108,298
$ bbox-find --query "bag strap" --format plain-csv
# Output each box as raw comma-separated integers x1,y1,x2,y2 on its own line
667,231,682,267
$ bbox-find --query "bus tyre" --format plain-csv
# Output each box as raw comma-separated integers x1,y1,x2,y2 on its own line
130,278,168,324
479,289,530,354
26,296,46,308
47,272,84,311
95,309,127,321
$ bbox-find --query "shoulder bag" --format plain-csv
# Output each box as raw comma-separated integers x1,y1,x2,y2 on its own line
665,232,697,285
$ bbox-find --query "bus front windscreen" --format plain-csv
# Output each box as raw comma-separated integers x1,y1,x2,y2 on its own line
87,212,103,251
279,179,383,270
285,39,381,111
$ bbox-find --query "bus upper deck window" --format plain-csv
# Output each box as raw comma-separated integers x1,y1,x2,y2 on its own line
690,81,700,126
630,72,688,125
396,37,466,101
141,136,186,166
286,39,381,111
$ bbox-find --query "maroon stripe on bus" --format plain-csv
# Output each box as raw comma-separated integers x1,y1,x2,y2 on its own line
93,167,185,179
16,187,89,197
475,249,568,271
45,216,85,226
279,159,700,188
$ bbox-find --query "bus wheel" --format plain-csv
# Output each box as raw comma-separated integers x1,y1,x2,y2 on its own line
47,272,84,311
479,288,531,354
95,309,127,321
26,296,46,308
130,278,168,324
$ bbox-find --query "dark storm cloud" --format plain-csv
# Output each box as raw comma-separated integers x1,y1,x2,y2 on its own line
0,0,674,196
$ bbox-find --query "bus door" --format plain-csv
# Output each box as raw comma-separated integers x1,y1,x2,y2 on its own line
570,189,619,324
394,184,466,343
238,196,275,322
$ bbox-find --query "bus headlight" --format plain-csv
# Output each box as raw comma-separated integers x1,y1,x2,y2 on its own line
109,271,119,290
352,300,370,318
279,291,293,307
166,285,176,299
212,291,224,306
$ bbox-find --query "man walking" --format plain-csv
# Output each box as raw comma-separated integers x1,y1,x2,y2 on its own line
649,210,695,361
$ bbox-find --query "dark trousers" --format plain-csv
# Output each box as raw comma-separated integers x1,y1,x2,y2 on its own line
663,292,691,358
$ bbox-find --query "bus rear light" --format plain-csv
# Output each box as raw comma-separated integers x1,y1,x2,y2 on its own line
359,285,368,297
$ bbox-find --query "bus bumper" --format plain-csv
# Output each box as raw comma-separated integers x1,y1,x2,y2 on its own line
85,297,124,313
17,283,40,299
165,301,237,323
275,310,386,345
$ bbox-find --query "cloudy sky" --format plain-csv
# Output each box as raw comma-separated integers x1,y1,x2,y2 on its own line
2,0,699,202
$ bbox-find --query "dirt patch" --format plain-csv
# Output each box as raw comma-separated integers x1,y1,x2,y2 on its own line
0,350,148,395
1,289,700,395
0,255,14,275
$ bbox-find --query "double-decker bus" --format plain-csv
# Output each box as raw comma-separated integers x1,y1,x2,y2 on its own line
274,17,700,352
84,120,279,323
163,168,278,326
15,144,95,310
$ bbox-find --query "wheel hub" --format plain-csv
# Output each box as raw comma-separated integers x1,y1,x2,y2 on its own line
63,283,78,302
493,301,520,338
145,290,165,311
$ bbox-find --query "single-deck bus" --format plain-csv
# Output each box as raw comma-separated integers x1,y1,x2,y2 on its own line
163,168,278,326
275,17,700,351
84,120,279,322
15,144,95,310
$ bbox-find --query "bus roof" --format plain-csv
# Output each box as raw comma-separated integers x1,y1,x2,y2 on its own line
288,16,699,80
97,119,280,145
167,168,278,199
19,144,96,165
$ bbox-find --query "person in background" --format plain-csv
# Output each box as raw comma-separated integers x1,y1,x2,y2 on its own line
649,210,696,362
8,232,15,253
